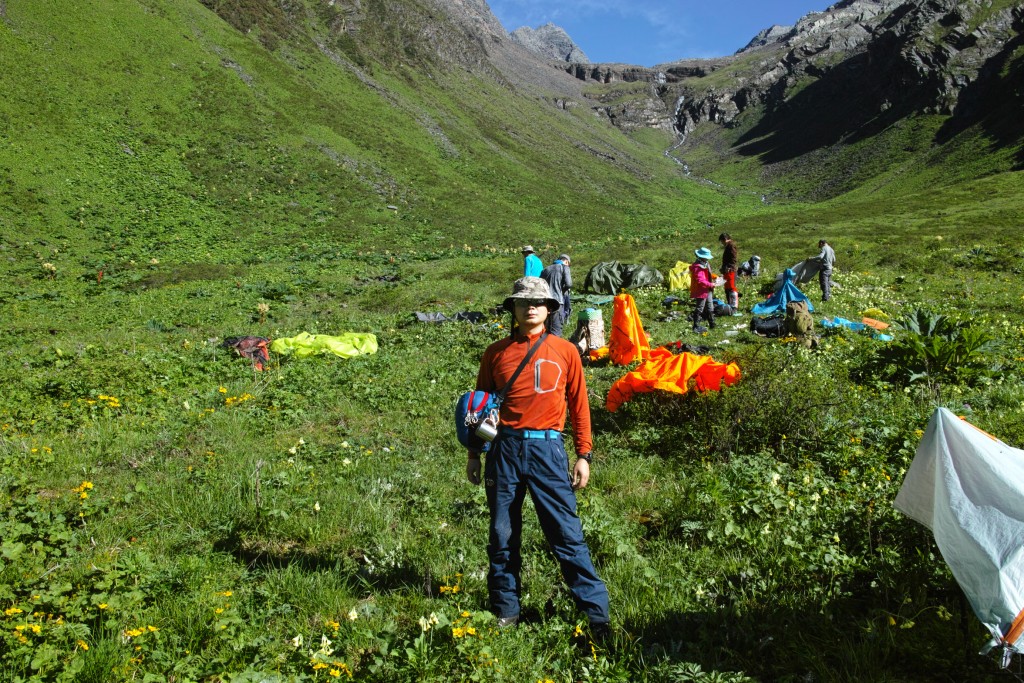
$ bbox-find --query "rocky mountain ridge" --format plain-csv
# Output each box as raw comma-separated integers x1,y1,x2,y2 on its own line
510,22,589,63
562,0,1022,156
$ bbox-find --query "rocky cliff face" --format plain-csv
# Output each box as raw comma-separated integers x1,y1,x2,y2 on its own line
566,0,1023,151
510,22,589,63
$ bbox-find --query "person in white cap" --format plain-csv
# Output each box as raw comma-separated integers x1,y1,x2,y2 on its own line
540,253,572,336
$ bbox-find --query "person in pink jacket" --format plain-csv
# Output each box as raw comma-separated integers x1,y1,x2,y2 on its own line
689,247,718,333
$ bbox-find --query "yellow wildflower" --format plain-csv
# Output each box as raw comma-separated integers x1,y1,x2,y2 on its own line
4,607,23,616
452,627,466,638
329,669,341,678
98,603,108,610
76,639,89,651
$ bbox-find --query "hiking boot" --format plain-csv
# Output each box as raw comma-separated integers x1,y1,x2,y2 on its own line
692,326,708,334
496,615,519,629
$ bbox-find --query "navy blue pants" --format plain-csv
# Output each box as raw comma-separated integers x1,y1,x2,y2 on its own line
484,430,610,624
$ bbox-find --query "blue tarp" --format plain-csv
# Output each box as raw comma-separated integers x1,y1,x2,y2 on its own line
751,269,813,316
820,316,893,341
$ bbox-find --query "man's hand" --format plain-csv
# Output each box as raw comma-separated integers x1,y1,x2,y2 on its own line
466,455,481,485
571,458,590,490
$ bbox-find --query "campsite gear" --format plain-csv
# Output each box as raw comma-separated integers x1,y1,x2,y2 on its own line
750,316,786,337
737,255,761,277
608,293,650,365
503,276,560,312
662,295,685,307
753,269,813,316
695,247,713,260
269,332,378,359
456,390,502,448
784,301,814,334
484,431,610,625
820,317,894,341
861,317,889,331
895,408,1024,667
668,261,692,292
713,299,734,317
605,346,740,412
583,261,664,294
784,300,815,348
456,333,549,450
414,311,485,323
222,336,270,371
570,308,606,356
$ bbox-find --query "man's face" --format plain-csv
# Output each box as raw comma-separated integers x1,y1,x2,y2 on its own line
513,299,550,327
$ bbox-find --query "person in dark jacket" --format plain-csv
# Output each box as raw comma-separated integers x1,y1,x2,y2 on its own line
540,254,572,336
718,233,740,313
813,239,836,301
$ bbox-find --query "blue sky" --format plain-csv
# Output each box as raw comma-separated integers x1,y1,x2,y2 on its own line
489,0,834,66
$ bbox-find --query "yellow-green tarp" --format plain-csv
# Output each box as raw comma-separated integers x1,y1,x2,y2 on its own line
668,261,692,292
270,332,378,359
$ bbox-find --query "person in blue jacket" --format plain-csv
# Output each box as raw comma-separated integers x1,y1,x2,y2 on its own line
522,245,543,278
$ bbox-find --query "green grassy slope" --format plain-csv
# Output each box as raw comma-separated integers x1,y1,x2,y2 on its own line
0,0,744,272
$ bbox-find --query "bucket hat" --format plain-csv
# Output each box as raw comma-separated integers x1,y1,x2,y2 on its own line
503,276,560,311
557,253,571,264
695,247,713,260
521,245,536,254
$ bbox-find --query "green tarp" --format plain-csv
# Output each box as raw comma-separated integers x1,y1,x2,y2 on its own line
583,261,665,294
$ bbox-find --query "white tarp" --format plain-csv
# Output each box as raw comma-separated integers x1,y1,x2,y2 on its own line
894,407,1024,663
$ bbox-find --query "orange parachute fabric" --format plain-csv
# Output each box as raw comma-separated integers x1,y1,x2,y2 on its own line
606,347,741,412
607,293,651,366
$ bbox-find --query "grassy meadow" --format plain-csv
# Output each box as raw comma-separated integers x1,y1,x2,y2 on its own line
3,1,1024,682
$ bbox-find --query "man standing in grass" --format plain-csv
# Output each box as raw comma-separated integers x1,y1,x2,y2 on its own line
540,253,572,337
522,245,543,277
814,239,836,301
466,277,610,639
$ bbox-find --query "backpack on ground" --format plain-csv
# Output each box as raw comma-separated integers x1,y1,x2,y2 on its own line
570,308,606,356
750,315,785,337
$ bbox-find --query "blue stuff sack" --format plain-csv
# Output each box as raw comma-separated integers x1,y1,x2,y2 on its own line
455,390,501,450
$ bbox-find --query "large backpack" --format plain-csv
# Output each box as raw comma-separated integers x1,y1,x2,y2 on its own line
570,308,606,356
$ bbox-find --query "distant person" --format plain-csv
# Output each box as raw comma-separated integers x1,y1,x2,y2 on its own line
540,254,572,336
466,276,610,639
689,247,719,333
718,233,740,314
812,239,836,301
522,245,543,278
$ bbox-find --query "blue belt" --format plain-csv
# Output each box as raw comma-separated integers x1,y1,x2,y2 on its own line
500,427,562,440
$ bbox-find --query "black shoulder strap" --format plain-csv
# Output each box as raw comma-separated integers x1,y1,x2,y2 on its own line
496,333,548,403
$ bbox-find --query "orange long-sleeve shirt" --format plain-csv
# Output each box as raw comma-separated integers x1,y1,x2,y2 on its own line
475,332,592,454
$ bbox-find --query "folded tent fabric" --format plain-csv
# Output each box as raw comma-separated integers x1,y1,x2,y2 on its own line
894,408,1024,665
752,269,813,316
269,332,378,358
584,261,665,294
608,293,651,366
606,347,741,412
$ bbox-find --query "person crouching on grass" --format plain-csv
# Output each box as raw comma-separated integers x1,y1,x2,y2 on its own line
689,247,718,333
466,276,611,641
